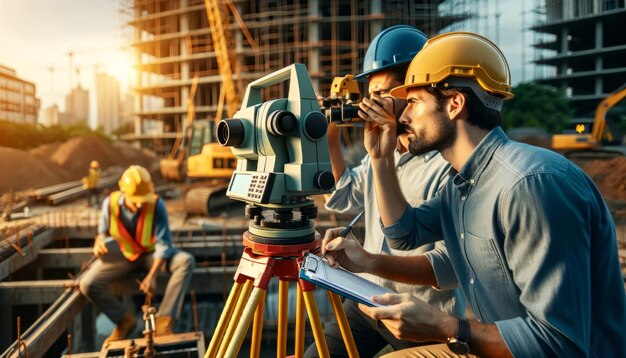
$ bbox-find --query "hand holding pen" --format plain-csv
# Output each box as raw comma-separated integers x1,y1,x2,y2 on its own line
320,210,364,261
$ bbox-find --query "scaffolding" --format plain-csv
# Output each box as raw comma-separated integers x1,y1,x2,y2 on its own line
121,0,479,154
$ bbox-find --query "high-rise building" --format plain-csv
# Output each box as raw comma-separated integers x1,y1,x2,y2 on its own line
96,72,121,135
532,0,626,115
64,85,90,125
123,0,478,154
42,104,60,126
0,64,40,123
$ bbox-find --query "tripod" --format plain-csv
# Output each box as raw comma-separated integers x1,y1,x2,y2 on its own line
205,206,359,358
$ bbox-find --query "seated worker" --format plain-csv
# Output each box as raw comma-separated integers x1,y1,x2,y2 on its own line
79,165,195,345
323,32,626,357
305,25,464,358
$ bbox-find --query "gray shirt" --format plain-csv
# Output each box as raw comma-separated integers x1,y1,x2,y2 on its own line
382,127,626,357
325,149,464,316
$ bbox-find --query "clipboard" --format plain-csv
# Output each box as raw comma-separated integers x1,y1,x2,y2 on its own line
299,253,395,307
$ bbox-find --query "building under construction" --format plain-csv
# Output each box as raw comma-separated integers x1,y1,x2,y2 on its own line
121,0,481,154
533,0,626,115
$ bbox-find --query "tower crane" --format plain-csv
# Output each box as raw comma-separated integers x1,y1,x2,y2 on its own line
159,0,256,216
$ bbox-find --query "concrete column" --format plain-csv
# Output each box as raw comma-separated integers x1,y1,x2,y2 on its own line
595,20,603,95
560,26,569,54
595,19,603,49
0,305,12,349
76,304,96,352
308,0,320,90
133,5,143,148
180,0,190,135
559,26,569,83
370,0,382,36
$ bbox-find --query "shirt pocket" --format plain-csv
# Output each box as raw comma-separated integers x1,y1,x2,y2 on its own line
464,231,509,290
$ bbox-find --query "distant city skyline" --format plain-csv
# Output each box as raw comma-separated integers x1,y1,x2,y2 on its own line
0,0,536,128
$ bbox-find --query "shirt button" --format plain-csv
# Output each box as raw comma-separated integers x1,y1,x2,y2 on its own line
469,179,476,185
460,195,466,201
460,232,465,239
470,278,475,284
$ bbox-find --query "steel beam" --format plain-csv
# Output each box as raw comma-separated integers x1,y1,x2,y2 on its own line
0,228,54,280
0,280,74,305
0,267,236,305
38,240,243,269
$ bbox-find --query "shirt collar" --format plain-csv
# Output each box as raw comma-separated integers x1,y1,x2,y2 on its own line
450,126,508,192
395,149,439,166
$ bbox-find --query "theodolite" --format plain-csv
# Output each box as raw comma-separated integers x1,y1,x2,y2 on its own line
319,74,362,125
207,64,359,358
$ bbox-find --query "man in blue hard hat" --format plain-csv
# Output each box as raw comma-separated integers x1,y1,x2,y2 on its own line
305,25,464,358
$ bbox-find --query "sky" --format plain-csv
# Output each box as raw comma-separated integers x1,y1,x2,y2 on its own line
0,0,536,128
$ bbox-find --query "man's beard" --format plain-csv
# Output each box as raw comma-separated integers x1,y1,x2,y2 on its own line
408,113,456,156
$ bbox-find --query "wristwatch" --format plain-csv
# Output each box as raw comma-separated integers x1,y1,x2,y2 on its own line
447,318,471,355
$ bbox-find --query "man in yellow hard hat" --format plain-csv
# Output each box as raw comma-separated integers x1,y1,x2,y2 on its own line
321,32,626,357
308,25,463,358
79,165,195,345
84,160,101,207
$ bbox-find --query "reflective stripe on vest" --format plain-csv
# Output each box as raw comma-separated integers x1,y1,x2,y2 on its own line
108,191,157,262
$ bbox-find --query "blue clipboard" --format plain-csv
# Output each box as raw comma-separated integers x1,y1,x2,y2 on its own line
299,253,395,307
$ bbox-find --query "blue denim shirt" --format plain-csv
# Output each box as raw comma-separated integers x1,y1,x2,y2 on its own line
381,127,626,357
98,193,175,259
326,150,465,316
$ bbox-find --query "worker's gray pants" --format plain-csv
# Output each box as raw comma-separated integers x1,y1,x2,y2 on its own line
79,239,195,324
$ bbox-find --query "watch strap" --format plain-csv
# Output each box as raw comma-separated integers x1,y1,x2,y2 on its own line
457,318,470,346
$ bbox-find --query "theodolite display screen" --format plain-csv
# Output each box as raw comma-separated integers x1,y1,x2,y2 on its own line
229,173,252,196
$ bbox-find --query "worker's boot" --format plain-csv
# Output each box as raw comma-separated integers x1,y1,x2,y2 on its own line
103,313,137,345
155,316,174,336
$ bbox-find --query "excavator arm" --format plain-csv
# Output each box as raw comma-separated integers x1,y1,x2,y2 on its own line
591,83,626,144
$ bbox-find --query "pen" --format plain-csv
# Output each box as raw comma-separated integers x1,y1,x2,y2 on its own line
319,210,365,261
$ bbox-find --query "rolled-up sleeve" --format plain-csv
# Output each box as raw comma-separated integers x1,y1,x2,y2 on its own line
380,197,443,251
423,241,458,290
498,173,594,357
152,198,175,259
98,196,110,235
324,157,368,214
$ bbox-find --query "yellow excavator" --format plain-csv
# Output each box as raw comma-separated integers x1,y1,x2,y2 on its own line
552,83,626,159
159,0,252,215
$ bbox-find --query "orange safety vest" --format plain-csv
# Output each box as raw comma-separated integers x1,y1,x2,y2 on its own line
108,191,157,262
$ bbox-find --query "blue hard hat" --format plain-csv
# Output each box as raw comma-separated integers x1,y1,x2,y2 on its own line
355,25,428,80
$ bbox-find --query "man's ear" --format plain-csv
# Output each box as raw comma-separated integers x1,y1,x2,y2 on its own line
446,91,466,120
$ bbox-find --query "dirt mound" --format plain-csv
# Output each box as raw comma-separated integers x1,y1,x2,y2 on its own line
582,157,626,201
0,147,73,193
31,136,158,178
2,136,160,195
29,141,62,159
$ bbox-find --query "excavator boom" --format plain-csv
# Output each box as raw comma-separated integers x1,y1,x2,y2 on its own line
552,83,626,155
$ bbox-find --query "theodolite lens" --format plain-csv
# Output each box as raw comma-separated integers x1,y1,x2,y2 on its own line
267,110,296,136
217,119,245,147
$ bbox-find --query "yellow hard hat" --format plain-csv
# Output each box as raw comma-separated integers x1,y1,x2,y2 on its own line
390,32,513,109
90,160,100,169
118,165,154,203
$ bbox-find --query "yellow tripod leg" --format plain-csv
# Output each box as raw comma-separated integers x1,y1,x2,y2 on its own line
216,280,254,358
294,284,306,358
277,280,289,357
224,286,265,358
328,292,360,358
205,281,244,358
250,289,266,358
302,290,330,358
